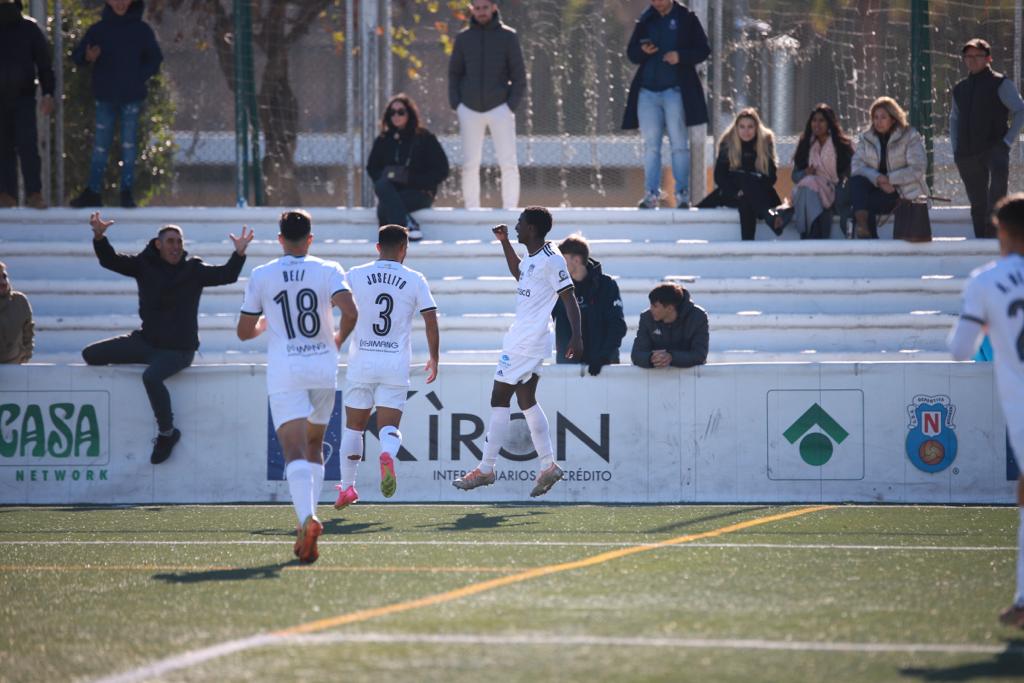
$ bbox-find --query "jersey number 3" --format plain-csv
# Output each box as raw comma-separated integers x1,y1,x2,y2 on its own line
373,293,394,336
274,288,321,339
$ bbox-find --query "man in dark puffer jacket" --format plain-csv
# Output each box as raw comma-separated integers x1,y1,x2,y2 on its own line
631,282,708,369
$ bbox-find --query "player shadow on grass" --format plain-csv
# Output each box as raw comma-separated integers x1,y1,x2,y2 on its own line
899,639,1024,680
644,506,772,534
249,520,392,537
424,510,545,532
151,561,295,584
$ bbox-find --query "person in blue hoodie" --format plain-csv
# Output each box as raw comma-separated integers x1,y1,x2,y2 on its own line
70,0,162,209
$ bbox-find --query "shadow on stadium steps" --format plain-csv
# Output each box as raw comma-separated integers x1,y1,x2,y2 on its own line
900,639,1024,680
644,506,772,535
152,562,290,583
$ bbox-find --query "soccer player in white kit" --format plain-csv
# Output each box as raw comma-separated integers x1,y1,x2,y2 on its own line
334,224,439,509
454,207,583,497
237,210,357,564
948,193,1024,628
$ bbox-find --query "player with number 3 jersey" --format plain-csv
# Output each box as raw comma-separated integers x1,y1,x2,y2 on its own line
238,210,358,563
334,225,439,510
949,193,1024,629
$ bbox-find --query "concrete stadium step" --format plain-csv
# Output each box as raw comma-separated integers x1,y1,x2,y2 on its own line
0,205,979,242
15,275,966,317
2,236,997,281
33,310,956,362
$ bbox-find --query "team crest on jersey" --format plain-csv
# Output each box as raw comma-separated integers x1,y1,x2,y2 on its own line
905,395,958,473
526,264,535,278
558,270,569,281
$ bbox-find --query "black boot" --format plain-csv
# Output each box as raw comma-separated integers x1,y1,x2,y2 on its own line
70,188,102,208
120,188,136,208
150,428,181,464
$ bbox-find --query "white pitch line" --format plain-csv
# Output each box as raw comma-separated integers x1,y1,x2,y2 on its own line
283,631,1024,656
0,539,1015,552
92,633,279,683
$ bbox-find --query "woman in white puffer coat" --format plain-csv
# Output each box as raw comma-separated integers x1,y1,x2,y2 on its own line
850,97,928,238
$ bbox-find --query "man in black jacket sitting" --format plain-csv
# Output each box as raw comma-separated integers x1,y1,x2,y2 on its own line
631,282,708,369
552,234,627,375
82,212,252,464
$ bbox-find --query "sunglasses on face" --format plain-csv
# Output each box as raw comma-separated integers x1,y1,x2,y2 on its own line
389,108,408,116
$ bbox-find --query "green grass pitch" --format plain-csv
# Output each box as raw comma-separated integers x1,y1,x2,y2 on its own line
1,504,1022,682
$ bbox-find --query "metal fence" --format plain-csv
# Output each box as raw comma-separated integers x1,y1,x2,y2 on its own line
27,0,1024,207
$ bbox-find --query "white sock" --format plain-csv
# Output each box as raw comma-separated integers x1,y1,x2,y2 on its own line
285,460,314,524
523,403,555,469
379,425,402,457
340,428,363,488
1016,508,1024,606
311,463,325,507
481,407,510,473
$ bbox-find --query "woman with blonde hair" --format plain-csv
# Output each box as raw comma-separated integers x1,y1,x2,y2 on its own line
849,96,927,238
697,108,781,241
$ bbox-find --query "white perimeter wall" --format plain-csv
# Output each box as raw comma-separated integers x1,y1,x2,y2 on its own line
0,363,1015,505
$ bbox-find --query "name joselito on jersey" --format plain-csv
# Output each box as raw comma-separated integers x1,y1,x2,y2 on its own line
366,271,408,289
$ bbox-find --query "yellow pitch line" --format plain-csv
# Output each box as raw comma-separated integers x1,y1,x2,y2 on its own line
276,505,835,637
0,564,521,574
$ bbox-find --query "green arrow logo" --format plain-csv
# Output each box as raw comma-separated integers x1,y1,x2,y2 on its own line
783,403,849,466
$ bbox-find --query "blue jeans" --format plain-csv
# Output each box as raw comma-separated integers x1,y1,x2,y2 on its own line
638,87,690,198
87,100,142,192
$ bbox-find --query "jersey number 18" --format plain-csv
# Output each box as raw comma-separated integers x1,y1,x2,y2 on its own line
274,288,321,339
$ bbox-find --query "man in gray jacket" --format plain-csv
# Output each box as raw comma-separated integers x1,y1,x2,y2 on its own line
447,0,525,210
631,282,708,369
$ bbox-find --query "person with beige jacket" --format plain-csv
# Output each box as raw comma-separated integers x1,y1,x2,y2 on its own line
0,260,33,364
850,97,927,238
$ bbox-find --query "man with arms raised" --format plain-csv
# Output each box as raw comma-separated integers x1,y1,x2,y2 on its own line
333,224,439,509
948,193,1024,627
454,207,583,497
237,210,357,564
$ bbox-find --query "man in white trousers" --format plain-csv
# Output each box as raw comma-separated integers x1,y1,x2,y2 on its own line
448,0,525,210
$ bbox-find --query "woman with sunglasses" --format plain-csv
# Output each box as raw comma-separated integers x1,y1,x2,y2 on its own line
366,94,450,241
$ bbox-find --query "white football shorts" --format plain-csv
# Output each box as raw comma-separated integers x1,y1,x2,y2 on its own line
343,381,409,411
269,388,336,431
493,352,544,385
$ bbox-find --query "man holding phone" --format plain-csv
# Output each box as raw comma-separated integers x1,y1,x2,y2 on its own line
622,0,710,210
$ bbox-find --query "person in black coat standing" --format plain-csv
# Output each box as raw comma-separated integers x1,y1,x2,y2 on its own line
70,0,162,209
621,0,710,209
366,94,449,242
631,282,708,369
0,0,55,209
82,212,252,464
551,234,627,375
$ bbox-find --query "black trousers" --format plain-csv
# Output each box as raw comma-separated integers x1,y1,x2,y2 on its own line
697,174,780,241
849,175,900,239
956,144,1009,238
374,177,434,226
0,96,42,196
82,331,195,432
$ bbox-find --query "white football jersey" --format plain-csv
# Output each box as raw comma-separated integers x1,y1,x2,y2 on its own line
241,254,349,394
344,259,437,386
502,242,574,358
957,253,1024,433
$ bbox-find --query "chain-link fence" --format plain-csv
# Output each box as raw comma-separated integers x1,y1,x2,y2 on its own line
26,0,1024,207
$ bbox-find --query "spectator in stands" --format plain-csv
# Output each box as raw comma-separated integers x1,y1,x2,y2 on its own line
622,0,710,209
69,0,162,209
850,97,927,239
552,234,627,376
631,282,708,369
0,260,33,363
448,0,525,210
366,94,450,243
696,108,780,241
81,212,251,464
770,104,854,239
951,38,1024,239
0,0,55,210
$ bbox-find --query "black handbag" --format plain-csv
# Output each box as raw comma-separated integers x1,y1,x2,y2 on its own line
382,165,409,185
892,198,932,242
